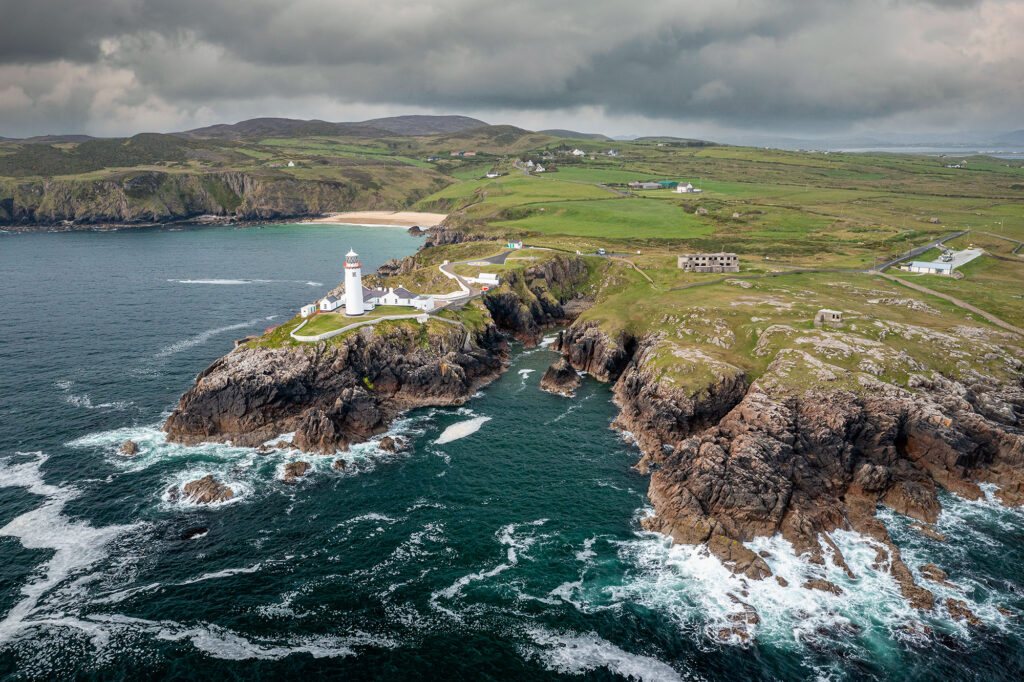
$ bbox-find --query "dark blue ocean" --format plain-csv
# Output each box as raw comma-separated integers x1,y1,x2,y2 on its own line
1,224,1022,681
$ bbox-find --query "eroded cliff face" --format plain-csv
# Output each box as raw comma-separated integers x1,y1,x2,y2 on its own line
551,316,1024,613
482,256,591,346
165,322,506,453
1,169,430,227
164,254,595,453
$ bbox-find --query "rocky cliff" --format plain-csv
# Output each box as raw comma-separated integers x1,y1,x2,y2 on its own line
165,254,594,452
482,256,591,346
551,314,1024,613
0,167,447,228
165,321,506,453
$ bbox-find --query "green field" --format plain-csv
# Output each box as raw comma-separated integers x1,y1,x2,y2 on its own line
298,306,419,336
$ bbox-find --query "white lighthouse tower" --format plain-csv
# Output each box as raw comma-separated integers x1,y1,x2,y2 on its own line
344,249,364,316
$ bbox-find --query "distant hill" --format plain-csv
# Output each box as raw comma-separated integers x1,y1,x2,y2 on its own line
539,129,612,141
426,125,556,153
2,134,99,145
179,115,487,140
361,115,487,136
0,133,250,177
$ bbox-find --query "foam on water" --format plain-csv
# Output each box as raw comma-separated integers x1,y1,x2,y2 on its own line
55,381,134,411
526,627,688,682
155,319,265,358
0,453,141,643
435,416,491,445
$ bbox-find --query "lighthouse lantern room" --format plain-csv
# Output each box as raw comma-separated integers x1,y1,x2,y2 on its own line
344,249,364,316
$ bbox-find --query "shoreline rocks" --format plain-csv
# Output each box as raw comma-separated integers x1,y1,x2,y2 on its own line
539,357,581,396
169,475,235,505
283,461,311,483
119,440,139,456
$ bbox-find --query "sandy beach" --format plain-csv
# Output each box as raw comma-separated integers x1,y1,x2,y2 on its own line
305,211,448,228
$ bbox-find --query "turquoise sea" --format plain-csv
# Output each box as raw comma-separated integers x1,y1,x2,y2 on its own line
1,224,1022,680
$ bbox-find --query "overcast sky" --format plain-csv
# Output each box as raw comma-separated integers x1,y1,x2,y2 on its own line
1,0,1022,140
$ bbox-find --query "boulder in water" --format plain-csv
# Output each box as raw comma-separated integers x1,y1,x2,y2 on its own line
182,475,235,504
332,458,347,471
946,598,982,626
803,578,843,595
283,461,311,483
540,357,582,397
119,440,139,456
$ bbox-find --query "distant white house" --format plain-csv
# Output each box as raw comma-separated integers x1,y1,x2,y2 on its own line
372,286,435,311
485,172,500,178
674,182,701,194
506,240,523,249
301,303,318,318
534,165,545,173
571,148,586,156
526,160,535,168
287,161,295,167
606,150,618,157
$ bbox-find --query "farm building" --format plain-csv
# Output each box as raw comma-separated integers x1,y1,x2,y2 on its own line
677,252,740,273
814,309,844,328
674,182,702,194
904,260,954,275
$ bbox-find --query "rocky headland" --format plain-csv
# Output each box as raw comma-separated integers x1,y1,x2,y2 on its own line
551,310,1024,617
164,254,593,453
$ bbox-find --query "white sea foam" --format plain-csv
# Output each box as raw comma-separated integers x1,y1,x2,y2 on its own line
155,319,264,358
518,369,535,377
180,563,265,585
55,380,134,411
0,453,141,643
168,279,252,285
435,416,491,445
431,519,547,617
539,335,558,348
527,627,686,682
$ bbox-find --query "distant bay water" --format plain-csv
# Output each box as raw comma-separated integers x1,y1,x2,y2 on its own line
0,223,1022,680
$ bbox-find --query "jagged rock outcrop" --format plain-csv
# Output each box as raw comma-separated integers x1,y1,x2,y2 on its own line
377,256,417,277
119,440,139,455
482,256,591,346
612,336,749,461
165,255,595,453
554,322,635,381
165,321,507,453
540,357,582,397
169,475,235,504
423,227,498,248
552,312,1024,614
640,361,1024,609
283,461,311,483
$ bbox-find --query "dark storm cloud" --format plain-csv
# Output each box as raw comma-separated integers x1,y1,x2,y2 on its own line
0,0,1021,137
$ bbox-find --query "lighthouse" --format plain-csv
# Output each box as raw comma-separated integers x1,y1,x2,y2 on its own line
344,249,364,316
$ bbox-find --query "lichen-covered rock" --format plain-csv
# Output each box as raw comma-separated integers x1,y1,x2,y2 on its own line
119,440,139,455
